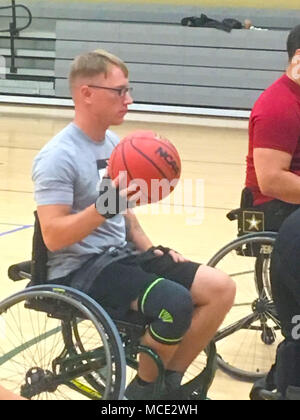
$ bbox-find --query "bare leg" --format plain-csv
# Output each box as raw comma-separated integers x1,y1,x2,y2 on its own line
0,385,26,400
166,265,235,372
130,299,180,382
130,266,235,379
138,332,179,382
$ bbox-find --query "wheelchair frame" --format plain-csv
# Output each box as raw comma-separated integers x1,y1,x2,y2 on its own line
208,231,280,382
207,190,282,383
0,200,284,399
0,264,217,400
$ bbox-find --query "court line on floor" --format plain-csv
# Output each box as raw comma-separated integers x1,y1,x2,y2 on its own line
0,222,31,227
0,189,32,194
0,225,33,237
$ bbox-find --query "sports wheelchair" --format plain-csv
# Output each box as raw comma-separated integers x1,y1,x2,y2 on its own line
0,215,216,400
207,188,282,383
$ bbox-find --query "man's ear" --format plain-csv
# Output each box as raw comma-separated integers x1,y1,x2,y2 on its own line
290,50,300,82
80,85,92,104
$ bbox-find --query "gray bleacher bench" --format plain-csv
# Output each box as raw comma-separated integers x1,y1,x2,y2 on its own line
54,20,288,110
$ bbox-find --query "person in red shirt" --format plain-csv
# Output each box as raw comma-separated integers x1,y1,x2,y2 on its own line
249,25,300,400
245,24,300,231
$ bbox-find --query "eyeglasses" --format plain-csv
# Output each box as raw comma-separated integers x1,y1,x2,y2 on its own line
87,85,133,97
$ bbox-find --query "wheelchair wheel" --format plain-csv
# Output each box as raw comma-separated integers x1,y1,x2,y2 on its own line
0,285,126,400
208,232,281,382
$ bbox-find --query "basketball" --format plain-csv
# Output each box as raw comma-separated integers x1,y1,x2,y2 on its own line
108,130,181,204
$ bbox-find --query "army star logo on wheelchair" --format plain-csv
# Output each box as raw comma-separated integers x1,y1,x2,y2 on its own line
243,211,265,233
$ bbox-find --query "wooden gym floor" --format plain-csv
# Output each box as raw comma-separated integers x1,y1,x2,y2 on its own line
0,104,267,400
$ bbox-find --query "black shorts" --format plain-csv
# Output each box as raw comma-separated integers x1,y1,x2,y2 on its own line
86,251,200,318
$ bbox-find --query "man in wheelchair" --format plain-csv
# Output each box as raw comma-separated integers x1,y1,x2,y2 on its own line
30,49,235,400
246,25,300,400
230,25,300,236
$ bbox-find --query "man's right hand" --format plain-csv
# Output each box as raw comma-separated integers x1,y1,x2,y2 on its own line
95,172,141,219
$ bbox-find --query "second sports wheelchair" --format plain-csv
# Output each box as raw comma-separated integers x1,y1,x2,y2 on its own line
0,214,216,400
208,231,279,382
207,188,283,383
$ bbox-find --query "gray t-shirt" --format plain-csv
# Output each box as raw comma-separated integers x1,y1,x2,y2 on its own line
32,122,127,280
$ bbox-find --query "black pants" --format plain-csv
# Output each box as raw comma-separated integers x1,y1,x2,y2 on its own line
270,208,300,397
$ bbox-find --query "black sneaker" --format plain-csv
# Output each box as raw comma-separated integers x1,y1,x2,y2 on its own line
161,387,185,400
161,371,185,400
124,376,162,400
164,371,183,390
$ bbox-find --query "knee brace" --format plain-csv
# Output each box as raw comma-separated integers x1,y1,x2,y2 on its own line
138,278,193,345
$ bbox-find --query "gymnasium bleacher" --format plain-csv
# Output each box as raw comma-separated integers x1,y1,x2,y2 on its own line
0,0,298,113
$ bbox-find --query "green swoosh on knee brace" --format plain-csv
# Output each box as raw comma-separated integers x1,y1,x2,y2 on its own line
140,277,164,313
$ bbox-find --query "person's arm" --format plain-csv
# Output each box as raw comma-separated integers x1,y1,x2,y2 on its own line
37,172,141,252
124,209,153,252
124,209,189,262
37,204,107,252
254,148,300,204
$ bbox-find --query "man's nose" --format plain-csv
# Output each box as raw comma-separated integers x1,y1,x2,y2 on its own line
124,90,133,105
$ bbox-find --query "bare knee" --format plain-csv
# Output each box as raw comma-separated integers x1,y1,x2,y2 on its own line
214,271,236,311
191,265,236,310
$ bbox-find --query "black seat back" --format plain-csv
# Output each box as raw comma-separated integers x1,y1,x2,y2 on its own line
31,211,48,284
7,212,48,283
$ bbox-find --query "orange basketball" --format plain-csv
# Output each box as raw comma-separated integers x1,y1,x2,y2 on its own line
108,130,181,204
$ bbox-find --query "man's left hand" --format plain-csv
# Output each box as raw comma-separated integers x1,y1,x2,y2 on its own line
153,246,189,263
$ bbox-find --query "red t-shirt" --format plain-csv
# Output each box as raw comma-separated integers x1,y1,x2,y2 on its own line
246,74,300,205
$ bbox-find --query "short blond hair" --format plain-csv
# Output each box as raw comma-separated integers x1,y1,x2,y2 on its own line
69,49,128,92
